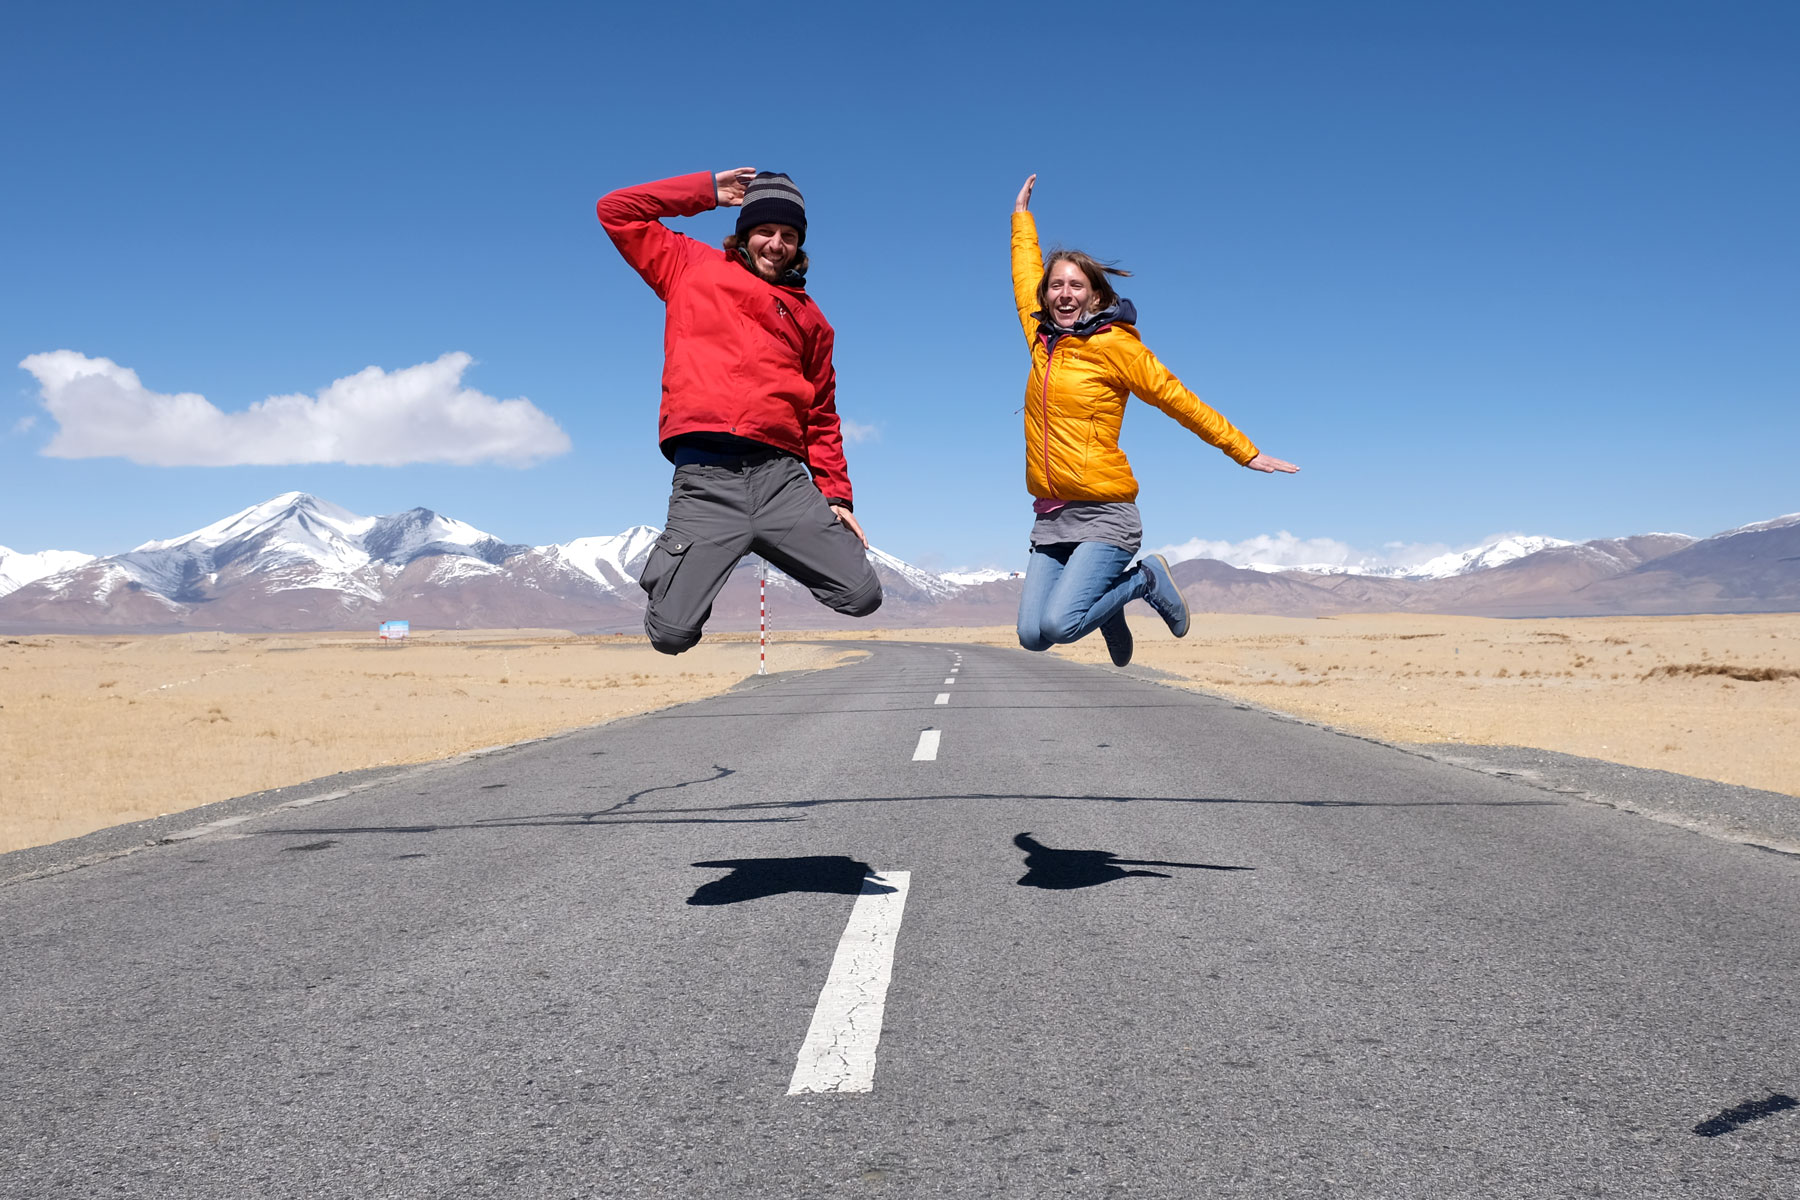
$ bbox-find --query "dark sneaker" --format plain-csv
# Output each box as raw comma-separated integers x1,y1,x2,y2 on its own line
1139,554,1189,637
1099,612,1133,667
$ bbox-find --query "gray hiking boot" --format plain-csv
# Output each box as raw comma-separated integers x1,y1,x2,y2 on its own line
1099,612,1133,667
1139,554,1189,637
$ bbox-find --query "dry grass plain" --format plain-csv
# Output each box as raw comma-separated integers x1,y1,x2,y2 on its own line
866,612,1800,799
0,630,859,855
4,613,1795,856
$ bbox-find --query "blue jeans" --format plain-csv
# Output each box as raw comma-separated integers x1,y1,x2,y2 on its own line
1016,542,1148,652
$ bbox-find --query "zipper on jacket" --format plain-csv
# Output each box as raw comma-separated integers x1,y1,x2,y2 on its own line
1040,334,1059,498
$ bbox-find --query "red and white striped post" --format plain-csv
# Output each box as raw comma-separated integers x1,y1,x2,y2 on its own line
758,560,767,675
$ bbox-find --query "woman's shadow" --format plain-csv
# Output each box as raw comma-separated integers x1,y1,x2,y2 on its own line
688,855,894,906
1014,832,1251,890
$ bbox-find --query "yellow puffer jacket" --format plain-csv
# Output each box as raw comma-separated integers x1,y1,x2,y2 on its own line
1012,211,1259,502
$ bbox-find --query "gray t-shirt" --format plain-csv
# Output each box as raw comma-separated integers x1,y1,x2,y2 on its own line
1029,500,1143,553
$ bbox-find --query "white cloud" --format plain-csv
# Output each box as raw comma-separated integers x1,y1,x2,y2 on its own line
11,414,36,434
1151,530,1456,573
19,350,572,467
839,418,879,444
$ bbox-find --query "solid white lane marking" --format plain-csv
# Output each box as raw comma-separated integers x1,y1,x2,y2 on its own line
788,870,913,1095
912,730,940,760
161,814,255,842
279,789,349,809
934,693,950,705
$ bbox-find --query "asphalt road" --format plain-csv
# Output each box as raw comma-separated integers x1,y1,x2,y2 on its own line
4,640,1798,1199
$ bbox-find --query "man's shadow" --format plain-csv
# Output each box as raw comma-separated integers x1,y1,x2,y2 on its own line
1014,832,1252,890
688,855,894,906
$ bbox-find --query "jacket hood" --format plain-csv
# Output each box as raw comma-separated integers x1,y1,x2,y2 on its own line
1035,297,1137,340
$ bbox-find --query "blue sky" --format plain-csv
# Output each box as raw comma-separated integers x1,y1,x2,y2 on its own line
3,0,1795,572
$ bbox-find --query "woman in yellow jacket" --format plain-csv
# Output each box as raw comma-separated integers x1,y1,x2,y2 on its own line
1012,174,1298,667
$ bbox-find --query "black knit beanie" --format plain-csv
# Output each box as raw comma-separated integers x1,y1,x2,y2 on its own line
735,172,806,244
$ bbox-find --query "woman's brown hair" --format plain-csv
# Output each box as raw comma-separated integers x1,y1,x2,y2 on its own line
722,233,810,279
1035,248,1131,318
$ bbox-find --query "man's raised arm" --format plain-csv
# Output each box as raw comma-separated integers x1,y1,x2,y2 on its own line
595,169,750,300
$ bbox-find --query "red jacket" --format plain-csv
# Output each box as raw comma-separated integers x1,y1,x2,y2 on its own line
597,172,854,506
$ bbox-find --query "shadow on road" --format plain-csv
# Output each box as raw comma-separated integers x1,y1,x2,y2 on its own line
1014,832,1252,889
687,856,893,906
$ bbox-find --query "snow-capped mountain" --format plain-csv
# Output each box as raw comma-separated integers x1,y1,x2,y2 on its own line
1402,535,1576,580
117,492,382,600
543,526,662,591
362,505,529,568
135,491,523,572
1245,535,1576,580
1555,512,1800,615
866,547,963,601
940,567,1024,586
0,546,96,598
1717,511,1800,537
98,492,529,605
0,493,1021,632
0,493,544,629
3,496,1795,631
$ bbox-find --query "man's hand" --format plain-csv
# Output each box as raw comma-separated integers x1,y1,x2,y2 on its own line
1015,174,1036,213
1246,453,1300,474
831,505,869,548
715,167,756,207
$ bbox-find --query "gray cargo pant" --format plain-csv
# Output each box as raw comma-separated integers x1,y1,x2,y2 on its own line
639,453,883,654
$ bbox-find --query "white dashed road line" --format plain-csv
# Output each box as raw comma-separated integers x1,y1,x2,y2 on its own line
943,678,955,685
912,730,940,761
934,693,950,705
788,870,913,1095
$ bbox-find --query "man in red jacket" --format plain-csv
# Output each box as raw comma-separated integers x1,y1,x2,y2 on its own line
598,168,882,654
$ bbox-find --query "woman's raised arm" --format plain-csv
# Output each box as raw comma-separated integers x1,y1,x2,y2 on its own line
1011,175,1044,342
1015,174,1036,212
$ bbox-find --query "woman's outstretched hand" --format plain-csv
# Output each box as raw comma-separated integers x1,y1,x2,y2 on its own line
715,167,756,206
1246,453,1300,474
1015,174,1037,212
